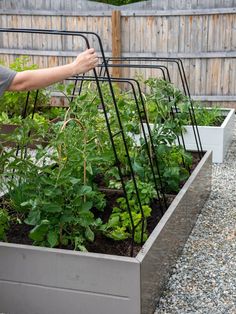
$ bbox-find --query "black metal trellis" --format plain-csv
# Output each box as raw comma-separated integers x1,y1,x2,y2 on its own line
99,62,171,82
103,57,204,160
0,28,166,256
98,59,193,172
66,75,168,211
0,28,205,256
64,75,172,255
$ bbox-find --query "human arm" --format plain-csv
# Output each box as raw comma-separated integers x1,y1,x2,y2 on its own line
7,48,98,92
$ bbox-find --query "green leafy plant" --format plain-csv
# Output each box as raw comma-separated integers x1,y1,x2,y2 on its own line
0,208,9,241
0,56,49,117
144,78,188,124
148,121,192,193
2,116,107,251
105,180,156,243
145,78,224,127
179,102,224,126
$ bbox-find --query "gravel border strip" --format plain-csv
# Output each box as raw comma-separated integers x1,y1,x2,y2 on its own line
155,127,236,314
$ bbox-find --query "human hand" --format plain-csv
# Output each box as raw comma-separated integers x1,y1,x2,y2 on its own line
72,48,99,75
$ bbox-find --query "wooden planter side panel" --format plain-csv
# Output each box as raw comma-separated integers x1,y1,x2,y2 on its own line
0,245,140,314
137,151,212,314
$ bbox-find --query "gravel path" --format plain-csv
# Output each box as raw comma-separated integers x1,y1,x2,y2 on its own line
155,132,236,313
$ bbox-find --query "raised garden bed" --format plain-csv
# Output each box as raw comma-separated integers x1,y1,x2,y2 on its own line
0,150,212,314
0,46,213,314
180,108,235,163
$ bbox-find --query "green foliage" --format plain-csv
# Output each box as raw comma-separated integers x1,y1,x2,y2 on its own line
0,56,49,117
179,102,224,126
2,115,106,250
143,121,192,193
104,180,156,243
0,208,9,241
143,78,195,192
145,78,189,124
0,112,22,124
144,78,223,127
0,115,50,151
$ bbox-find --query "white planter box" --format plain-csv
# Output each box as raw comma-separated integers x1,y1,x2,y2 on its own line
0,151,212,314
139,108,235,163
181,108,235,163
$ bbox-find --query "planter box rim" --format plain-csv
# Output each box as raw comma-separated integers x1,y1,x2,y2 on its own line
0,240,137,263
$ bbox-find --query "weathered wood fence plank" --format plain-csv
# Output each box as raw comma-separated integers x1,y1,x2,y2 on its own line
0,0,235,106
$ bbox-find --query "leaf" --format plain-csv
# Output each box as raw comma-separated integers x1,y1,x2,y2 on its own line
42,203,63,213
29,220,49,241
117,98,126,108
70,177,80,185
20,201,31,207
81,201,93,211
93,217,103,227
44,189,55,197
107,215,120,228
86,163,93,175
76,209,94,226
20,199,38,210
60,214,75,223
134,229,148,244
85,227,94,242
109,227,129,241
77,244,88,252
132,160,144,177
76,93,88,102
79,185,92,196
40,176,55,186
142,205,152,217
47,230,58,247
24,210,41,226
74,236,88,252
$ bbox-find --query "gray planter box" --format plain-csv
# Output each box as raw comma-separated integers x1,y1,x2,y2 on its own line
0,151,212,314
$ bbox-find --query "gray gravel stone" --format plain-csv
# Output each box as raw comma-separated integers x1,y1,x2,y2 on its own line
155,125,236,314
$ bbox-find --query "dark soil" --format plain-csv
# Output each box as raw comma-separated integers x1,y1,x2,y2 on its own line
3,192,174,257
7,221,33,246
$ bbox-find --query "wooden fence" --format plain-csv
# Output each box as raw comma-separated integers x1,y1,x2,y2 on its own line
0,0,235,107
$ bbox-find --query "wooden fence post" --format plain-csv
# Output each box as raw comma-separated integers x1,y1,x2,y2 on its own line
111,10,121,78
